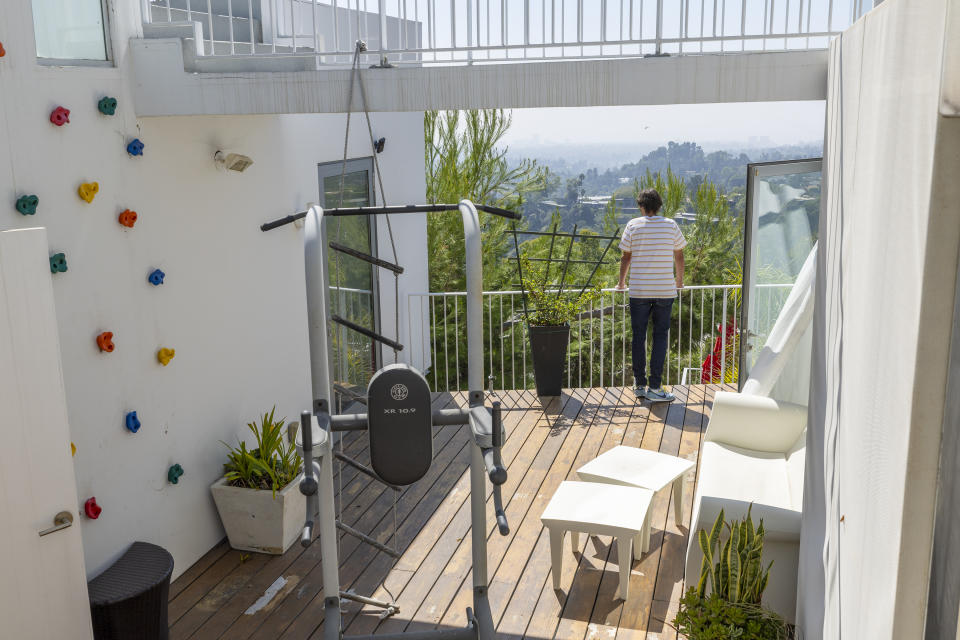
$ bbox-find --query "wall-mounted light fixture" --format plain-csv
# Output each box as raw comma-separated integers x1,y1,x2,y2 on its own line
214,151,254,172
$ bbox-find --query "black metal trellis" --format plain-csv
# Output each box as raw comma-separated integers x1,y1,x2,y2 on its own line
509,223,621,325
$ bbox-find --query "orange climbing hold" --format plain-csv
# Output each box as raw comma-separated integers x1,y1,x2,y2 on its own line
118,209,137,228
157,347,175,366
78,182,99,203
96,331,115,353
0,42,6,57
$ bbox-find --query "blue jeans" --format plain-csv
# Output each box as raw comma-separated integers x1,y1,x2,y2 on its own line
630,297,674,389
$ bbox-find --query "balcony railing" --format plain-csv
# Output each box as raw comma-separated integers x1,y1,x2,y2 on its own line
142,0,872,64
407,283,792,393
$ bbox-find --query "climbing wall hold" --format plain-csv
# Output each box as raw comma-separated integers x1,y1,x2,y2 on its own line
168,464,184,484
97,97,118,115
126,138,145,156
71,442,77,456
78,182,99,203
15,195,39,215
148,269,165,286
49,252,68,274
84,497,102,519
96,331,115,353
125,411,141,433
118,209,137,228
0,42,5,57
157,347,175,366
50,106,70,126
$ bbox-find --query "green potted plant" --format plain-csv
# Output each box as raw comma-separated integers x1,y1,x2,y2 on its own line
673,507,794,639
520,255,601,397
210,407,305,555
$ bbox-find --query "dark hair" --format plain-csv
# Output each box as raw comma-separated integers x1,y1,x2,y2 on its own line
637,189,663,214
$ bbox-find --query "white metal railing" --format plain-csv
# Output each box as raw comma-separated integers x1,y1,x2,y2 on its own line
407,283,793,392
142,0,873,64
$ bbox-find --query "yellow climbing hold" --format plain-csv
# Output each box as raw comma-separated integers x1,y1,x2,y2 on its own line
71,442,76,456
78,182,99,203
157,347,175,366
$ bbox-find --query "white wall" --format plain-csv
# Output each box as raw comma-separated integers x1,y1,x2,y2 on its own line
0,0,426,580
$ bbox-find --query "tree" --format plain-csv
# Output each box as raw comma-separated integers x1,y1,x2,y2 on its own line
424,109,546,290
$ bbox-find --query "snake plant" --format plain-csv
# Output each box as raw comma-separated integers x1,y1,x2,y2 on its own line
697,505,772,605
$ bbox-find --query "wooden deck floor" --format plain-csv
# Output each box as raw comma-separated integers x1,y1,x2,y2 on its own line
168,384,728,640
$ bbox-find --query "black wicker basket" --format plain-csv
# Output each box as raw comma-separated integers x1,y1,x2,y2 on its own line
87,541,174,640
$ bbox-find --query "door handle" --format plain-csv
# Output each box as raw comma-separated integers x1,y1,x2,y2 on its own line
38,511,74,537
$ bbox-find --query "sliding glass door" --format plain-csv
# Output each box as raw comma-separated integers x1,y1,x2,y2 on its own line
319,159,379,404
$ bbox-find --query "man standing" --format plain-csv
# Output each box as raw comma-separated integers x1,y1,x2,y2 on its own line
616,189,686,402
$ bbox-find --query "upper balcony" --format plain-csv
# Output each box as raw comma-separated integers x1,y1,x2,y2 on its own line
132,0,873,115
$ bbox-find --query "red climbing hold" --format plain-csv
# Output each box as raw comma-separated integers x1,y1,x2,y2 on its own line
0,42,6,57
85,497,102,519
118,209,138,228
50,106,70,126
96,331,115,353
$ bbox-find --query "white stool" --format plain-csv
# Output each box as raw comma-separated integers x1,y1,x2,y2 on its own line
576,445,695,526
540,481,654,601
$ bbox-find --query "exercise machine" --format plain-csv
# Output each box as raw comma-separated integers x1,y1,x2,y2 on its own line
263,200,519,639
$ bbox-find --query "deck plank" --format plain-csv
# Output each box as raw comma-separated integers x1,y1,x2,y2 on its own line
169,387,709,640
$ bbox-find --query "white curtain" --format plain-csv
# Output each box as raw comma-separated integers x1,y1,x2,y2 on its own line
797,0,960,638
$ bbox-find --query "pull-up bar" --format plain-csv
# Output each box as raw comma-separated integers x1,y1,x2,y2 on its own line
261,203,521,232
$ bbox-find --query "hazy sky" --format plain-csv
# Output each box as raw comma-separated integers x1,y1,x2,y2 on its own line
501,101,826,148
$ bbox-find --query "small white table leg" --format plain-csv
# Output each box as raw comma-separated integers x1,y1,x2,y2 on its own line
672,475,685,525
571,531,580,553
549,527,565,590
617,536,632,600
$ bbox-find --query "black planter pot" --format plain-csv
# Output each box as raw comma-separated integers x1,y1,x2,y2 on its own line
528,324,570,397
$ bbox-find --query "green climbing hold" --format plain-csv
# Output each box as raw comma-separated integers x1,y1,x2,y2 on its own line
49,253,67,274
97,96,118,116
16,195,38,215
167,464,184,484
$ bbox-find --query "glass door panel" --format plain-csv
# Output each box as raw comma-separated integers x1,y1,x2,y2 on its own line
319,159,378,405
740,158,822,388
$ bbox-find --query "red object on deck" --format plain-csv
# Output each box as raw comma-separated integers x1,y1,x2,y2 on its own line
701,322,738,384
85,497,102,519
97,331,115,353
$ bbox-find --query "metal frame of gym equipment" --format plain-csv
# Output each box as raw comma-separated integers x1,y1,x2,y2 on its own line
267,200,519,640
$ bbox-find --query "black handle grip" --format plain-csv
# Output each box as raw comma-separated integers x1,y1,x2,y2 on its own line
300,410,313,453
495,509,509,536
482,448,507,485
301,520,314,547
492,401,502,448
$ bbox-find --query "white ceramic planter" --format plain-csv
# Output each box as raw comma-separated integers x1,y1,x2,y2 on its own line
210,473,305,555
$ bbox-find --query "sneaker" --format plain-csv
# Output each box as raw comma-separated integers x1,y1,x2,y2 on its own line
633,385,647,400
645,387,675,403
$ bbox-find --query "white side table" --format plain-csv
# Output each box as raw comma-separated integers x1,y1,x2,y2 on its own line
576,445,695,526
540,481,654,600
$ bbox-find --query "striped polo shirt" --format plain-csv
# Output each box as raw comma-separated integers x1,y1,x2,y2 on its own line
619,215,687,298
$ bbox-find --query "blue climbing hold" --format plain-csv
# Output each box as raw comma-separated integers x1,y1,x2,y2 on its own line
148,269,165,286
126,138,145,156
16,195,39,215
97,97,118,116
125,411,141,433
49,253,67,274
168,464,184,484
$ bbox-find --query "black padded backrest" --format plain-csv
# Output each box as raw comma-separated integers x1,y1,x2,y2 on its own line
367,364,433,485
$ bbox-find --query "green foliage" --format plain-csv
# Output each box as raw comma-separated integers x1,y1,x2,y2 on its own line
674,506,789,640
222,407,303,497
673,589,792,640
636,168,686,217
519,255,602,326
697,506,772,604
424,109,547,291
